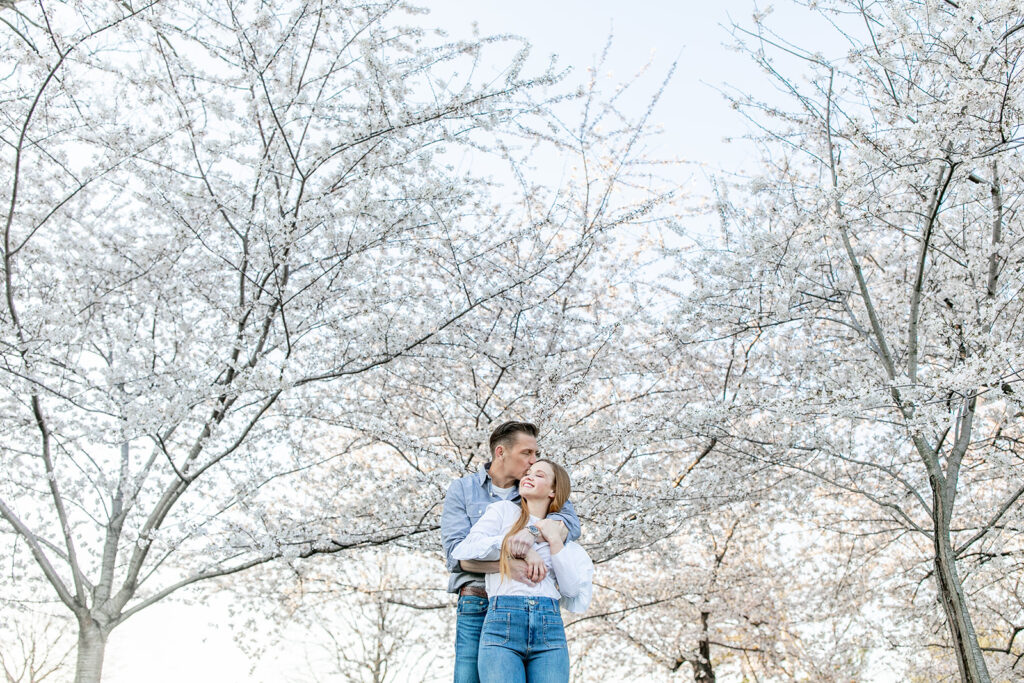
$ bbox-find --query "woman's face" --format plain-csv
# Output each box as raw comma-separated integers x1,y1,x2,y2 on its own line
519,462,556,501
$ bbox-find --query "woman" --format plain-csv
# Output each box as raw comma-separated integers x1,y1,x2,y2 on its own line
452,459,594,683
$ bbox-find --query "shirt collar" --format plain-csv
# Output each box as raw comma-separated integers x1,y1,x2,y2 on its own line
478,462,494,488
480,461,520,495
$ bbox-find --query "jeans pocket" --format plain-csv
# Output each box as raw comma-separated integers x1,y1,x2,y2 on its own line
542,614,566,648
481,611,511,646
458,596,488,615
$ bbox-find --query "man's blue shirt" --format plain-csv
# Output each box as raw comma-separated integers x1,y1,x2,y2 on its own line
441,463,581,593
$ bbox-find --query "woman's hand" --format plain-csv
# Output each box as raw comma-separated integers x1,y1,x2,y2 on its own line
506,558,542,585
536,519,565,553
523,549,547,583
535,519,563,542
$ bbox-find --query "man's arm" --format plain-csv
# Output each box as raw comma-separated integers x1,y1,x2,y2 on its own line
446,498,546,584
547,498,581,542
451,503,506,562
460,558,546,584
508,498,580,555
440,479,471,573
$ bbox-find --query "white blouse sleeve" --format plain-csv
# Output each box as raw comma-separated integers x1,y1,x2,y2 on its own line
550,542,595,613
451,501,515,562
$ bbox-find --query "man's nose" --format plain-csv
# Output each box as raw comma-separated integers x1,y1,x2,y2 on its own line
528,455,537,464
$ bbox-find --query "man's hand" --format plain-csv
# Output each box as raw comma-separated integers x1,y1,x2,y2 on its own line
508,557,545,585
506,528,535,557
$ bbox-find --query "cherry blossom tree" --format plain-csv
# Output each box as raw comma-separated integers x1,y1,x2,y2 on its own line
557,417,890,683
0,608,73,683
673,1,1024,680
232,549,450,683
0,1,673,681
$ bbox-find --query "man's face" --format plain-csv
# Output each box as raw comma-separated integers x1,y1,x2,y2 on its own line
498,433,538,480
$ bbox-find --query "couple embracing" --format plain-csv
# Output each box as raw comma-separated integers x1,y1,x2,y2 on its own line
441,421,594,683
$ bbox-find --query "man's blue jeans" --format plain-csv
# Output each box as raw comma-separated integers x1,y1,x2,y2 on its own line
454,595,488,683
477,596,569,683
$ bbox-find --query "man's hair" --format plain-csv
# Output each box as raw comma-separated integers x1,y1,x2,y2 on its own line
488,420,538,457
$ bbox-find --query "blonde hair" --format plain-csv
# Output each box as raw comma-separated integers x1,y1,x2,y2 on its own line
499,460,571,579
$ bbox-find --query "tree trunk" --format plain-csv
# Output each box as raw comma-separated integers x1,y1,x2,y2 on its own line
694,610,715,683
932,482,991,683
74,617,108,683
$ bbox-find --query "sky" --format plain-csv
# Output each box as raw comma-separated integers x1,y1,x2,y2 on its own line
427,0,757,158
425,0,830,177
100,2,827,681
422,0,764,198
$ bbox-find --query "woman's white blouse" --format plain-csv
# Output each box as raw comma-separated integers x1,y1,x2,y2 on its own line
452,500,594,613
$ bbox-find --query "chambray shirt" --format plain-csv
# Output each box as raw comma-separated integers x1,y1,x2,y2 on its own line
441,463,581,594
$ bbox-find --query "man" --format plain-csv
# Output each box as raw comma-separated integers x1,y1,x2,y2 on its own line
441,421,581,683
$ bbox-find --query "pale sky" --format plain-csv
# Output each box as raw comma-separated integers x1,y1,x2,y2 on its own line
426,0,827,175
102,2,825,681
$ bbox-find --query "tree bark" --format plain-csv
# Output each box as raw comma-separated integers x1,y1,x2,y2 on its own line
73,617,108,683
694,610,716,683
931,479,991,683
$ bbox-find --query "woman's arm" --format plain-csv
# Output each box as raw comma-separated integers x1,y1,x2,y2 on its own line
536,518,565,554
451,501,513,562
549,543,594,603
545,499,581,542
537,519,592,599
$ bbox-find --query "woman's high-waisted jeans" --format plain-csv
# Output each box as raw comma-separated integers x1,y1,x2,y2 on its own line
477,595,569,683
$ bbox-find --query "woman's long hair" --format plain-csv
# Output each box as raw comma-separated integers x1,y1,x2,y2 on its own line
499,460,571,580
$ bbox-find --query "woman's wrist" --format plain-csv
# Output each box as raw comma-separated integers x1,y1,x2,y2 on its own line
547,536,564,554
542,522,564,551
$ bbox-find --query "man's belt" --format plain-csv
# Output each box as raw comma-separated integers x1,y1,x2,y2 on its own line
459,585,488,598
